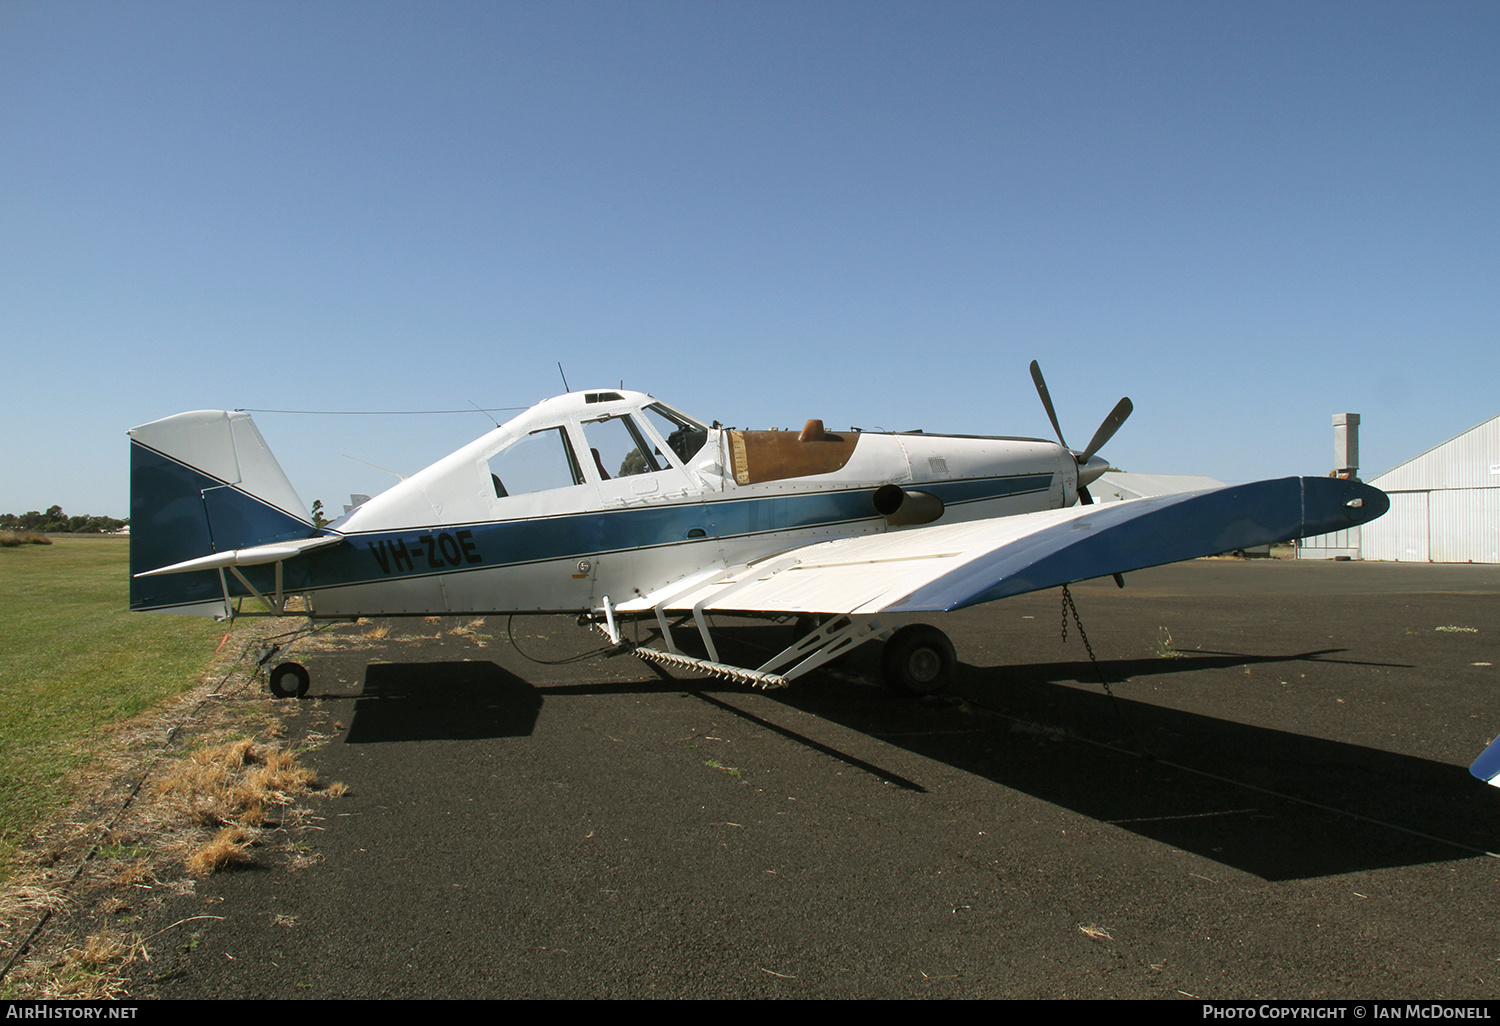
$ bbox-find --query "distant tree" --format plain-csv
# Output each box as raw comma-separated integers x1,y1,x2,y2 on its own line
311,500,330,529
77,514,126,533
0,507,126,533
619,448,649,477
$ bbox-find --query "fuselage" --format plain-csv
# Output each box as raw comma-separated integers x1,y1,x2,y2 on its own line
296,389,1082,617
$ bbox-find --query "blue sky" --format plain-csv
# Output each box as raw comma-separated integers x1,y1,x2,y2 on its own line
4,1,1498,518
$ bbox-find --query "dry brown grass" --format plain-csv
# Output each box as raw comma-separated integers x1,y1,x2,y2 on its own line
153,739,333,873
0,875,71,932
106,858,152,888
32,929,145,999
0,614,353,998
432,617,488,646
2,881,143,999
184,827,254,875
0,530,52,547
78,929,140,967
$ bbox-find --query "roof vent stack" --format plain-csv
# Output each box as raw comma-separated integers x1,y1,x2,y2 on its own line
1333,413,1360,480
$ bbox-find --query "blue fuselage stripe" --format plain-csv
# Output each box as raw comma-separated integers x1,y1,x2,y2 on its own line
313,474,1056,588
132,462,1054,609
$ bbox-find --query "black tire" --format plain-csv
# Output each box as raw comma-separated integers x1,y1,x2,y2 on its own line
268,661,310,699
881,625,955,697
791,614,823,639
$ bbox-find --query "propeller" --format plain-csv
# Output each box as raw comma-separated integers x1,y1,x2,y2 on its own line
1028,360,1132,504
1029,359,1133,587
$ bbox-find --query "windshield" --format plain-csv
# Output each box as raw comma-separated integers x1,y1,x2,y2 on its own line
642,403,709,465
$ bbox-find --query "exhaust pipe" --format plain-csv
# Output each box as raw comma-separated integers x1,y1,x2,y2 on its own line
873,484,944,526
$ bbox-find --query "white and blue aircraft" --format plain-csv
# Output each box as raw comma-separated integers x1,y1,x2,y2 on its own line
129,363,1389,702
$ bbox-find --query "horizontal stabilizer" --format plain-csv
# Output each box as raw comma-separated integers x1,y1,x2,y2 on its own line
134,534,344,577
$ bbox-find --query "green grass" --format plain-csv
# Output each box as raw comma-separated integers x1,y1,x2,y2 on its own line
703,759,742,778
0,536,232,873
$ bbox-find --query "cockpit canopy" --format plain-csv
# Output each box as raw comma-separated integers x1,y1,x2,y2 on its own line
487,394,710,500
331,389,727,531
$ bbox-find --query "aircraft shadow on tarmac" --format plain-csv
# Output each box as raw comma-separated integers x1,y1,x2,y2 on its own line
335,629,1499,883
766,645,1500,883
344,661,545,742
340,658,688,743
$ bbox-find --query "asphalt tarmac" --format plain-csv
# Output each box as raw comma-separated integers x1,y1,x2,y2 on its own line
127,558,1500,999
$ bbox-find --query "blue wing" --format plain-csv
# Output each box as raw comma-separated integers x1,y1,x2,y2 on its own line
622,477,1389,616
1471,736,1500,788
892,476,1387,611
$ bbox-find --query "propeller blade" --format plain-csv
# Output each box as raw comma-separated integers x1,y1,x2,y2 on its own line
1079,397,1133,463
1029,360,1068,450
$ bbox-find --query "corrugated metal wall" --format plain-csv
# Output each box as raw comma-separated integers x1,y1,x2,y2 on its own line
1298,525,1359,559
1375,414,1500,491
1361,491,1429,561
1301,412,1499,563
1429,487,1500,562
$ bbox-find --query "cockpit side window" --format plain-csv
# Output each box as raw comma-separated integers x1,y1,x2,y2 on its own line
488,427,584,498
581,415,661,480
642,404,709,465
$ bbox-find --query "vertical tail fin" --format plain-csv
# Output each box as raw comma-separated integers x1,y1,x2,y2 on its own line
129,411,312,614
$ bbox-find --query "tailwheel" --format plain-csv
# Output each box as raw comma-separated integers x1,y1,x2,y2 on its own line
268,661,310,699
880,624,956,697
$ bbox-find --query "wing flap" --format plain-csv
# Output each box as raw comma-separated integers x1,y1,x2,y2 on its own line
630,515,1069,615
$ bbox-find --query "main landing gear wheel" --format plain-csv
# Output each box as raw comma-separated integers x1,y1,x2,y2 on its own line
880,624,956,697
268,661,310,699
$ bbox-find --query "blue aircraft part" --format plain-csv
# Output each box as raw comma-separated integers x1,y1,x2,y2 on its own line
129,440,316,611
130,450,1052,614
296,473,1054,595
887,476,1390,613
920,473,1053,508
1470,736,1500,788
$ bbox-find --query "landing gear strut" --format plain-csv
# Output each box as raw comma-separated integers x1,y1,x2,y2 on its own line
880,624,955,697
